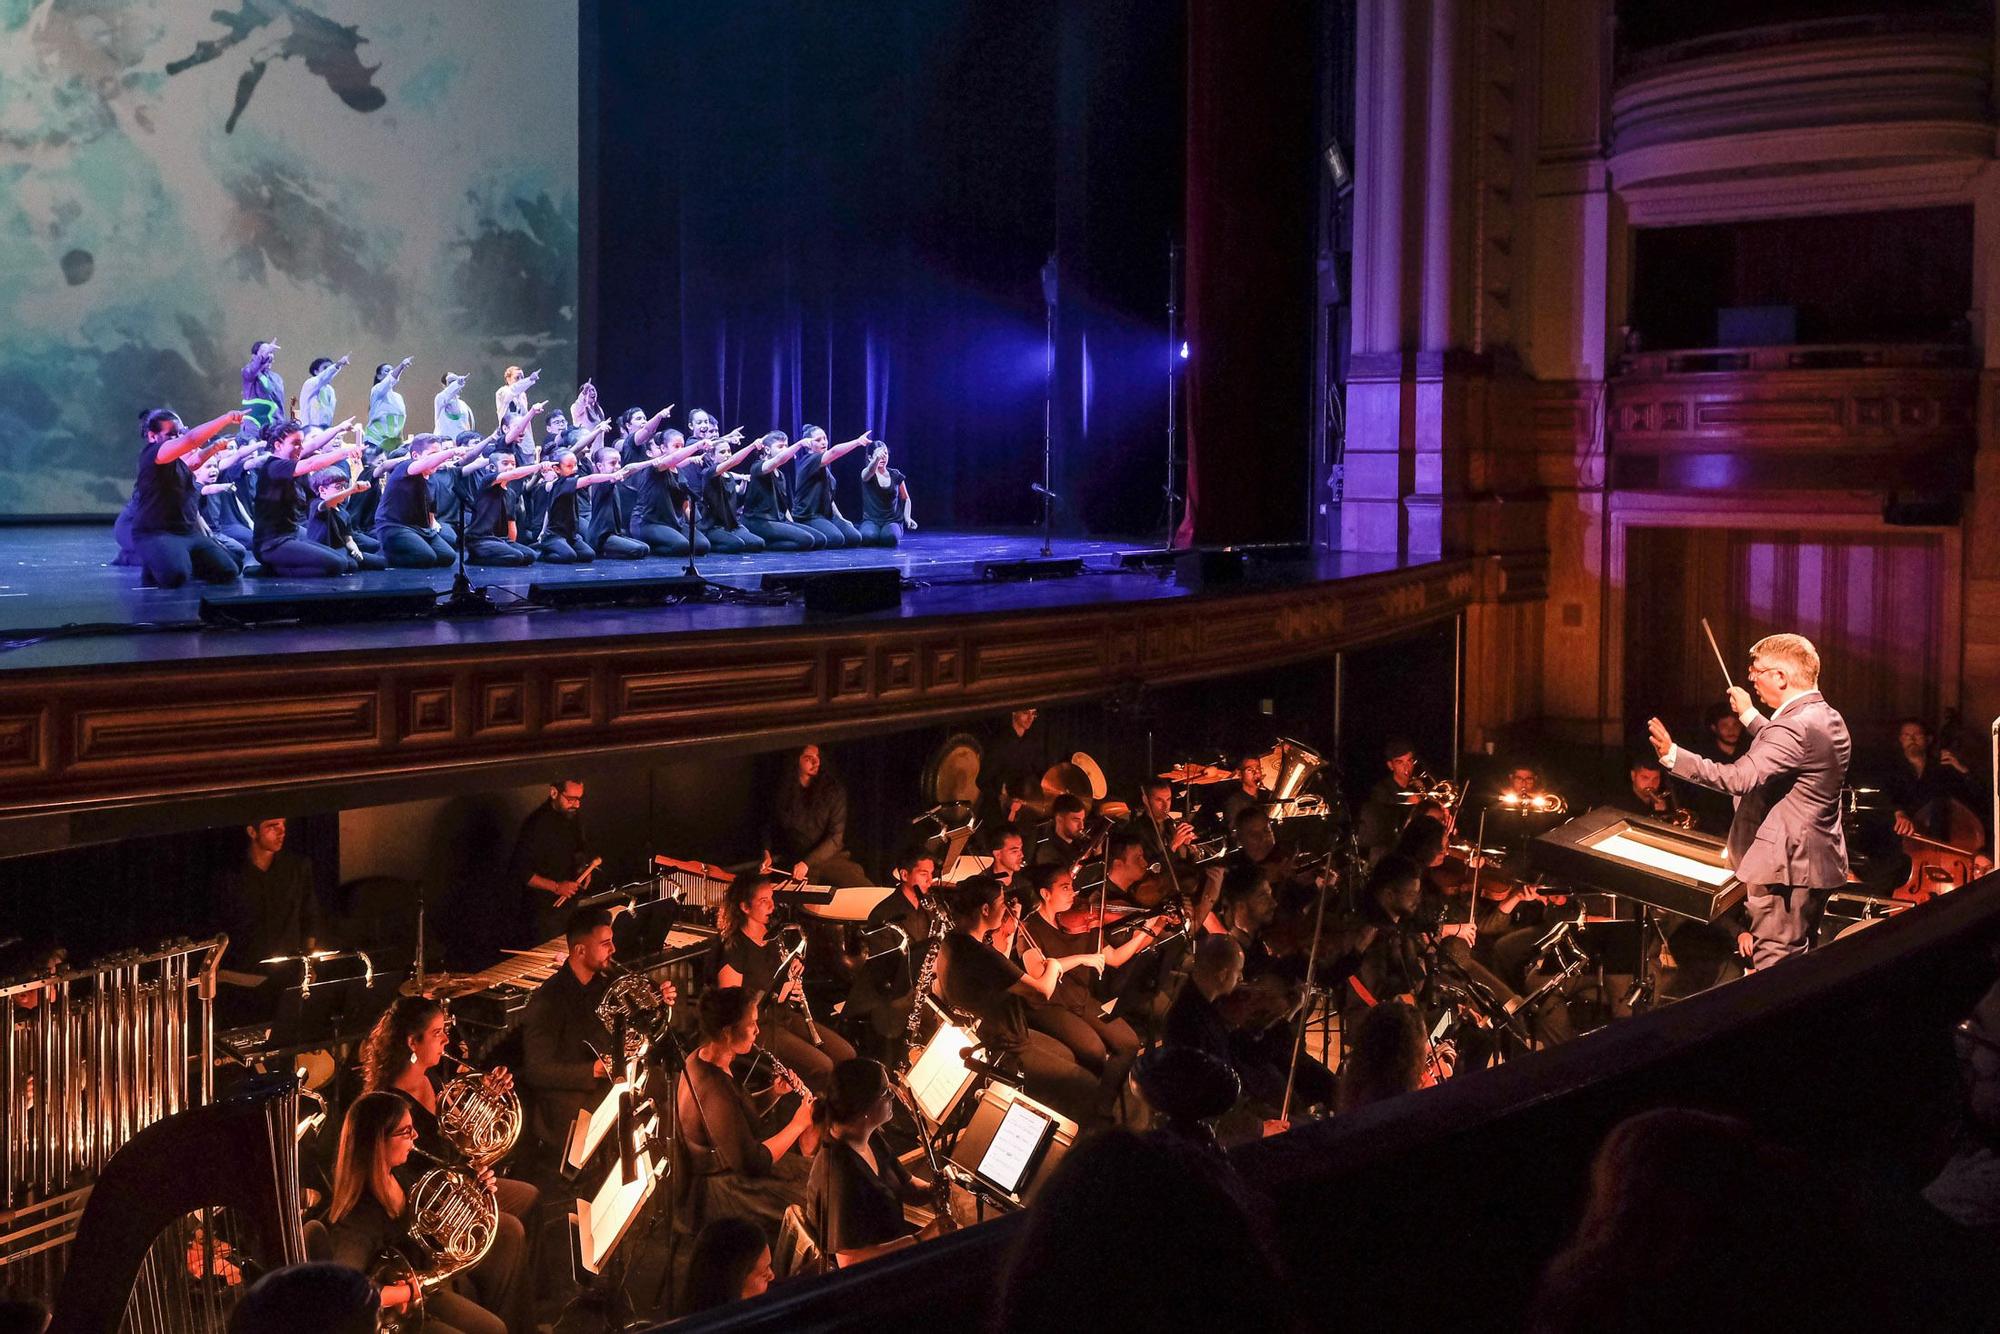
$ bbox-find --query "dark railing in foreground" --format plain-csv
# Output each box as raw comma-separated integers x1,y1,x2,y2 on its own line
663,875,2000,1332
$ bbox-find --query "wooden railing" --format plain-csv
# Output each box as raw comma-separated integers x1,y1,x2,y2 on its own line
1606,342,1977,492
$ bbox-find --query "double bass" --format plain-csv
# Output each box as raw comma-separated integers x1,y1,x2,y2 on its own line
1893,710,1990,904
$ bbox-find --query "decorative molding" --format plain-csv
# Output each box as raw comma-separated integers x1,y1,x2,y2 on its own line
1607,353,1976,492
0,563,1481,832
1606,32,1994,225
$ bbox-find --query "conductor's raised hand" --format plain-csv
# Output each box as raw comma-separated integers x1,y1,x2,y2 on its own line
1647,717,1674,760
1725,685,1754,718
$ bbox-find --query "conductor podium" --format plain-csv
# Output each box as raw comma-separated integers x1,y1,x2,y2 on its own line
1529,807,1746,923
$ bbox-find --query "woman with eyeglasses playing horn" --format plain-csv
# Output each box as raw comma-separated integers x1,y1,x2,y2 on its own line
325,1092,514,1334
361,996,540,1229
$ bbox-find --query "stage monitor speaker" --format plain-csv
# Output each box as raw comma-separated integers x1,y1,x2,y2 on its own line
1117,548,1180,569
527,575,707,609
976,556,1084,582
1174,548,1245,587
198,588,438,626
758,566,904,614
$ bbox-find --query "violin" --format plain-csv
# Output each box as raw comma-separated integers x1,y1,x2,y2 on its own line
1052,897,1182,936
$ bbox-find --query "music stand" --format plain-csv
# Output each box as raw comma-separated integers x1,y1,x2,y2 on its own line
571,1145,662,1276
905,1019,982,1129
563,1078,632,1177
945,1084,1077,1211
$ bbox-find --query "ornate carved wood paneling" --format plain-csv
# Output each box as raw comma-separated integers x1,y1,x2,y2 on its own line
1607,345,1976,492
0,561,1479,835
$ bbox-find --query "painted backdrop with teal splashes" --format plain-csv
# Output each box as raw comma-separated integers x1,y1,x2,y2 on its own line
0,0,577,515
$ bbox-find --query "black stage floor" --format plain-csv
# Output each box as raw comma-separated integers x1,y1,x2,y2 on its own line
0,524,1411,672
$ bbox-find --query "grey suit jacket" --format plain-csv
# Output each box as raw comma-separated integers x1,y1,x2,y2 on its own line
1668,690,1851,889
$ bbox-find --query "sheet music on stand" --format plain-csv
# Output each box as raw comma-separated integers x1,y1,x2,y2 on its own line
564,1078,631,1176
906,1020,981,1126
573,1148,663,1276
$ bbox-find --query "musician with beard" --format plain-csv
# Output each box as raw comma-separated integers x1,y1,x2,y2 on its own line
519,908,676,1155
508,777,597,947
1032,795,1093,876
1125,778,1200,875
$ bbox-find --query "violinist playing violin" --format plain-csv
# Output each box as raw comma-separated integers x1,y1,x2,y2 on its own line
1226,808,1333,916
1016,863,1149,1082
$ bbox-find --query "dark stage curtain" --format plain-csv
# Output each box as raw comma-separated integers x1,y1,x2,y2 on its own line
1181,0,1317,547
583,2,1184,538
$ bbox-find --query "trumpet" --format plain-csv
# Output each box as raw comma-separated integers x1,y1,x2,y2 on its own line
1495,788,1567,816
1403,771,1461,808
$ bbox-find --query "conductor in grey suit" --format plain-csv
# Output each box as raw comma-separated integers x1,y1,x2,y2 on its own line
1646,633,1851,971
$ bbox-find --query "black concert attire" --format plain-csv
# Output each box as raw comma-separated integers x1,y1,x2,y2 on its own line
508,801,590,946
519,962,613,1152
1216,926,1339,1109
200,464,255,550
1211,785,1262,834
674,1052,812,1239
935,931,1102,1125
858,466,905,547
214,852,320,975
792,452,862,548
808,1135,916,1259
578,456,651,561
327,1167,514,1334
1019,913,1143,1076
252,455,356,576
1354,777,1412,865
130,438,241,588
766,773,871,888
628,462,702,557
740,462,824,552
536,475,593,563
464,466,535,566
846,890,937,1042
983,721,1049,824
382,1084,541,1224
306,494,386,570
1124,814,1200,882
1029,825,1087,880
375,457,456,567
699,462,764,554
1884,755,1984,843
213,850,319,1024
716,929,853,1092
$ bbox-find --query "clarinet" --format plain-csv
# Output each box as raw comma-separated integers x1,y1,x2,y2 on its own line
750,1043,809,1099
903,898,953,1051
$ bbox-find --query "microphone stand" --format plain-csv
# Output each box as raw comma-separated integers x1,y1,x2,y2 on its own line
1041,255,1056,558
